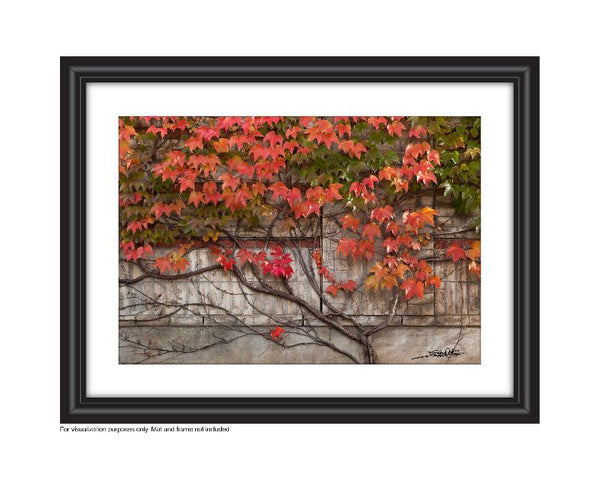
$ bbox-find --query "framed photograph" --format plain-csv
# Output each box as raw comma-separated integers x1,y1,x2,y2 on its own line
61,56,539,423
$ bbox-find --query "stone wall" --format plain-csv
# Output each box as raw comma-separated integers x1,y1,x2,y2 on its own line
119,192,480,364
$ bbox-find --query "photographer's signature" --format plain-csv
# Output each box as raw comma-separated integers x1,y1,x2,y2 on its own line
411,348,464,360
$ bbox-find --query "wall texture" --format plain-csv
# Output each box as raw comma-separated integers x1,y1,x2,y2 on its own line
119,193,480,364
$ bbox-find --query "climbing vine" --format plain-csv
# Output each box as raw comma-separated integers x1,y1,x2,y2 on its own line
119,115,480,363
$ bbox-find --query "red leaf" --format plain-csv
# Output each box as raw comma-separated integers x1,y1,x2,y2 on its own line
409,125,428,138
214,251,235,272
285,126,301,139
368,116,388,129
188,154,220,176
218,172,240,191
119,125,136,141
386,221,401,236
286,187,302,207
387,120,406,137
202,181,221,205
362,175,379,189
236,249,254,265
126,221,143,233
303,200,321,217
336,238,358,258
147,125,167,137
340,279,357,292
326,285,339,297
179,171,198,192
400,278,424,299
370,206,395,224
341,214,360,232
357,240,375,261
227,156,255,178
335,123,351,138
270,326,285,340
338,140,367,159
269,182,289,201
446,242,467,262
263,131,283,146
361,222,381,242
428,149,440,165
326,183,343,202
382,237,400,254
154,257,172,274
166,150,186,167
184,135,204,151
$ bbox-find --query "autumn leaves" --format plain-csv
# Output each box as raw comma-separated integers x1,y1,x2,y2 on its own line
119,115,480,305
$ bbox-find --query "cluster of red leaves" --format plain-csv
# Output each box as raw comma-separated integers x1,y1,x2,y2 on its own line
150,200,186,219
446,240,481,277
210,246,236,272
210,245,294,279
120,117,439,239
312,250,357,297
126,216,154,234
119,116,478,301
337,204,440,298
260,246,294,278
154,245,191,274
120,241,153,262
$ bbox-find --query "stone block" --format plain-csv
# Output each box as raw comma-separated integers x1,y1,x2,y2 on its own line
468,283,480,314
402,316,435,326
433,315,467,326
406,292,434,316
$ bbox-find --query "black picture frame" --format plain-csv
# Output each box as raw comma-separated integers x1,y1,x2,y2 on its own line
61,56,539,424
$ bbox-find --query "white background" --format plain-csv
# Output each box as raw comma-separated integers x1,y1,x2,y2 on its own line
1,1,598,479
87,82,512,397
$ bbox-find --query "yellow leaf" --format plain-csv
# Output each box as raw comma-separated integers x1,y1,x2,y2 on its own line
365,275,380,291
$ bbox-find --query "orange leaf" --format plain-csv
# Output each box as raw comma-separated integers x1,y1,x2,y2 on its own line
341,214,360,232
154,257,172,274
251,182,267,197
172,257,190,274
212,138,230,153
420,207,436,226
381,274,398,290
467,240,481,261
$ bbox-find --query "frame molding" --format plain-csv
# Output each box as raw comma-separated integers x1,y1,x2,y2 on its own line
61,56,539,423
